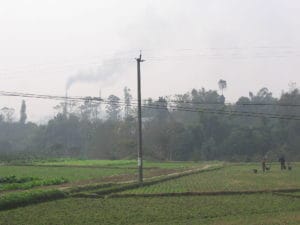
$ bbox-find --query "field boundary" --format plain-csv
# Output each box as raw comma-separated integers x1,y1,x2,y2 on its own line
2,164,146,170
72,165,223,198
107,188,300,198
0,164,221,211
65,165,217,194
273,192,300,198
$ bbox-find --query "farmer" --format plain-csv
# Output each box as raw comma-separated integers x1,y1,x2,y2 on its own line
262,157,267,172
278,156,286,170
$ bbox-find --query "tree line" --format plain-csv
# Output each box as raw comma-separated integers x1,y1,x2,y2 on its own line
0,84,299,162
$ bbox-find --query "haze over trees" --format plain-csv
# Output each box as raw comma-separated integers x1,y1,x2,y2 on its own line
19,100,27,124
0,85,299,162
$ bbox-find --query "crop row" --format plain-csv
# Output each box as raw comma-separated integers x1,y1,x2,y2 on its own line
122,164,300,194
0,189,67,211
0,177,68,191
0,165,136,182
1,193,300,225
28,159,205,169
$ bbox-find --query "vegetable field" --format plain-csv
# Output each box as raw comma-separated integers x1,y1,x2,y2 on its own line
0,160,299,225
1,194,300,225
122,163,300,194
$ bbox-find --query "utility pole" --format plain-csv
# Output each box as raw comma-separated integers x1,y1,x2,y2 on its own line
136,52,145,184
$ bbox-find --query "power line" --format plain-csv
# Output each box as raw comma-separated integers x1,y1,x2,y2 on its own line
3,89,300,108
102,98,300,121
0,91,299,121
0,58,134,77
0,50,137,72
129,97,300,108
146,103,300,119
3,46,300,76
139,104,300,121
99,97,300,120
112,100,300,121
1,90,300,110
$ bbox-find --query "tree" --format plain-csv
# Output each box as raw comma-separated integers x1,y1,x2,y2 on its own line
123,87,133,118
252,87,274,103
19,100,27,124
53,102,68,117
2,85,300,162
153,97,170,121
1,107,15,122
79,98,93,121
106,95,121,121
288,82,297,93
218,79,227,96
44,114,83,157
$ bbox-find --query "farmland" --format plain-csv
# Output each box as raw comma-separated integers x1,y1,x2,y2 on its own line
30,158,204,169
122,163,300,194
0,165,134,183
0,160,201,189
0,160,299,225
1,194,300,225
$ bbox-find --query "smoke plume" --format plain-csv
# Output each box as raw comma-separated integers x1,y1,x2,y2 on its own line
65,57,128,91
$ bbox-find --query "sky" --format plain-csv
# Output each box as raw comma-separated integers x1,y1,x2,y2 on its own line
0,0,300,122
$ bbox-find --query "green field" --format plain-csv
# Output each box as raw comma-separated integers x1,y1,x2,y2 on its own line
30,158,204,169
122,163,300,194
0,194,300,225
0,160,208,192
0,160,299,225
0,165,134,183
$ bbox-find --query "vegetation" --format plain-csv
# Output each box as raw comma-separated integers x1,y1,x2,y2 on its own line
0,160,208,211
0,189,66,211
0,86,299,162
31,159,138,167
0,175,37,184
0,176,68,191
122,163,300,194
0,194,300,225
0,161,298,224
0,165,135,183
30,158,206,169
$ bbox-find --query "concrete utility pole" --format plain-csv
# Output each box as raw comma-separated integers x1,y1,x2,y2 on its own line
136,52,145,184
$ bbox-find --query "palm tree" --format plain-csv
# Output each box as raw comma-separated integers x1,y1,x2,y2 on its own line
218,79,227,96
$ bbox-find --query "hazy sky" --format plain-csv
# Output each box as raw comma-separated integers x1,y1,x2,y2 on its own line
0,0,300,122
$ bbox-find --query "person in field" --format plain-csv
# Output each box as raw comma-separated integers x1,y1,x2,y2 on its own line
262,157,267,172
278,156,286,170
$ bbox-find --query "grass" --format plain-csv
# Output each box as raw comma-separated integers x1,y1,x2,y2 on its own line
122,163,300,194
0,165,135,183
29,158,206,169
0,194,300,225
32,159,137,167
0,160,207,192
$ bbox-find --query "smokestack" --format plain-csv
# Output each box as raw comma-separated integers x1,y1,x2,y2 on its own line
63,89,68,117
98,89,102,120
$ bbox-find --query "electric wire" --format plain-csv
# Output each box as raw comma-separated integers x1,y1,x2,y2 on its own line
0,91,300,121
